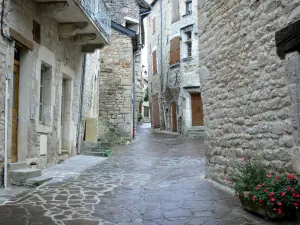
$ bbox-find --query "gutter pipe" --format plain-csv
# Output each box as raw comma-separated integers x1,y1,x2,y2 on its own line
76,54,86,154
1,0,13,189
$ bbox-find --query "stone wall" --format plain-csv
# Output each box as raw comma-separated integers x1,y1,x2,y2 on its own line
103,0,140,25
99,30,133,144
147,0,201,136
198,0,300,185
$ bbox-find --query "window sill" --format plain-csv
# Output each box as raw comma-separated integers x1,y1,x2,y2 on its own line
36,123,52,134
183,12,192,17
169,63,180,69
182,57,193,62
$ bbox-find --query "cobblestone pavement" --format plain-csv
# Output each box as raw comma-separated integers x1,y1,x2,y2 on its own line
0,124,299,225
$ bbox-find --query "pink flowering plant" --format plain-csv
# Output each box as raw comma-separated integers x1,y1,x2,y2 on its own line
244,173,300,215
232,156,300,216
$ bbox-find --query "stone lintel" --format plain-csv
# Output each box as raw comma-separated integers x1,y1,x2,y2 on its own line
36,1,69,17
275,19,300,59
9,28,33,50
81,44,104,53
59,22,88,38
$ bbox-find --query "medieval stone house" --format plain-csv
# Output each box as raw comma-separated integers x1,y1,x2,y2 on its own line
98,0,151,144
0,0,110,186
198,0,300,185
147,0,204,139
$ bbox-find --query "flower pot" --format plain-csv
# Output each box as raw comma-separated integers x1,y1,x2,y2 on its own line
239,193,291,220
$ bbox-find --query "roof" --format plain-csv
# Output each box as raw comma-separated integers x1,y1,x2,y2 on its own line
150,0,159,7
111,21,136,37
137,0,152,11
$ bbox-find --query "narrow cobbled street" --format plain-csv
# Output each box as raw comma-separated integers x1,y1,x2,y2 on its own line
0,125,297,225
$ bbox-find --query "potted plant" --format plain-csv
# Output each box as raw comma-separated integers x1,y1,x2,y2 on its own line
232,157,300,219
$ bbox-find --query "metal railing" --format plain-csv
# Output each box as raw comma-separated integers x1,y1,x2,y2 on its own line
77,0,111,42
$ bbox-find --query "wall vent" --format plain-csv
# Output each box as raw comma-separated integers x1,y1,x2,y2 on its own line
32,20,41,44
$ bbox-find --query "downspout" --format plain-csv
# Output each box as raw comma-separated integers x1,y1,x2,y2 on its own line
1,0,13,189
159,0,167,130
76,54,86,154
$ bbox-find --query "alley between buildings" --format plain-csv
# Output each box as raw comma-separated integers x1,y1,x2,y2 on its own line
0,125,297,225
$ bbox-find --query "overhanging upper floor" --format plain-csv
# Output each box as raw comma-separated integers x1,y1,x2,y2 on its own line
34,0,111,52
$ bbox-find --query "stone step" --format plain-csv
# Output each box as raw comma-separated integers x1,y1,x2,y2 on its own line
25,176,52,187
10,168,42,186
10,162,27,170
82,152,110,157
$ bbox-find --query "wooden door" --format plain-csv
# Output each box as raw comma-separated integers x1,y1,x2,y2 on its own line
11,60,20,162
172,102,177,132
152,96,160,128
191,93,204,126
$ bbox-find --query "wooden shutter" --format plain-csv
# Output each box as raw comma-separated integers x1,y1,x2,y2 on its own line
172,0,180,23
170,37,180,65
152,17,156,34
33,20,41,44
152,50,157,75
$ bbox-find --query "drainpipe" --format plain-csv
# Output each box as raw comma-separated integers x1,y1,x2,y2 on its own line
4,76,9,189
133,51,141,138
76,54,86,154
159,0,167,130
1,0,13,189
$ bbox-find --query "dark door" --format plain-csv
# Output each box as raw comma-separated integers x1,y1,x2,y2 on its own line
172,102,177,132
152,96,160,128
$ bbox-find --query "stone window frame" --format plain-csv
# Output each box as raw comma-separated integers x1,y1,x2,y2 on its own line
181,25,194,60
36,46,56,134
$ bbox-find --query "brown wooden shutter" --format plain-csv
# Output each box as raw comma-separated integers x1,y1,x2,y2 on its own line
170,37,180,65
152,50,157,75
152,17,156,34
172,0,180,23
33,20,41,44
191,94,204,126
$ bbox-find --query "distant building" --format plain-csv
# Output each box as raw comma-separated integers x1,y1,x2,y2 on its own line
147,0,204,139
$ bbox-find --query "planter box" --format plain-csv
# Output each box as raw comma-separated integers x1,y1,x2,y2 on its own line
238,193,295,220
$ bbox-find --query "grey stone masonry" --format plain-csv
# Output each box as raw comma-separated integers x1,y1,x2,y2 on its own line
98,30,134,144
198,0,300,186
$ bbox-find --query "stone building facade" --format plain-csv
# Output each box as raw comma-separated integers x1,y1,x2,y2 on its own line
0,0,110,186
198,0,300,185
147,0,203,138
98,0,151,144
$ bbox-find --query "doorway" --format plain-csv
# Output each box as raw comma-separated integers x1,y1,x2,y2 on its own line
152,96,160,128
172,102,177,132
191,93,204,126
61,77,71,152
12,48,21,162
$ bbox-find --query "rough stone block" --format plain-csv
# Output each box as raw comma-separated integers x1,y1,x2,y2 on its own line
10,169,42,186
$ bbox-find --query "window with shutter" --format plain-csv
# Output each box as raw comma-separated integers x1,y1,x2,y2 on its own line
172,0,180,24
152,50,157,75
170,37,180,65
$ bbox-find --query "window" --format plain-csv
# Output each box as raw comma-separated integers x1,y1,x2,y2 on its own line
170,37,180,65
186,0,192,14
185,31,192,57
152,50,157,75
144,107,149,117
172,0,180,23
39,64,51,125
152,17,156,35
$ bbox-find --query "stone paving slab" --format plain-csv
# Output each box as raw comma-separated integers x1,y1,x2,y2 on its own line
0,125,300,225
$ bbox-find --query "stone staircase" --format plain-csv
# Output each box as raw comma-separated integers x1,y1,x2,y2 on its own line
183,126,205,140
81,141,112,157
9,162,51,187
